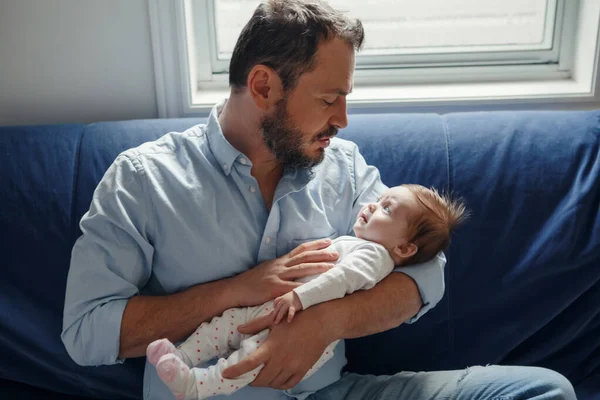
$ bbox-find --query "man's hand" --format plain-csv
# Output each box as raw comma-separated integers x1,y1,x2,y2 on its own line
231,239,338,307
221,308,331,390
273,291,303,323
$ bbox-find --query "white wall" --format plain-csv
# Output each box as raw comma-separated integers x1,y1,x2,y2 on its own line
0,0,158,126
0,1,597,127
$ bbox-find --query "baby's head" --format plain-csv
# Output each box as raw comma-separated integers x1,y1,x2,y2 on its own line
353,184,468,266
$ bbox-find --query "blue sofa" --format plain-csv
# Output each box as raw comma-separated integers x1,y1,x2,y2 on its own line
1,110,599,399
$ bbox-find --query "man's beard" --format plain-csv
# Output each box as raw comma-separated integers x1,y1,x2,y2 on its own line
261,97,338,170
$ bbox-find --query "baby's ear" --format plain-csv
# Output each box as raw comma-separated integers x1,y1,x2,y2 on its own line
393,242,417,260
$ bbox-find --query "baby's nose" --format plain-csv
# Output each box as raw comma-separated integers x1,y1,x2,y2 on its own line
368,204,376,212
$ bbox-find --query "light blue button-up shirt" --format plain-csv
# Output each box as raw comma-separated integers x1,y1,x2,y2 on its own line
62,102,445,400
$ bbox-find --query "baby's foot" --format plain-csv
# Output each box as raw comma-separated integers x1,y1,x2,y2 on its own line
156,354,197,400
147,338,177,365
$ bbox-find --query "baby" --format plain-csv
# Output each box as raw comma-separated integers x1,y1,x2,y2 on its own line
147,184,467,400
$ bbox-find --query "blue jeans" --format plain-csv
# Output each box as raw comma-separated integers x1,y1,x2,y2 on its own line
308,365,576,400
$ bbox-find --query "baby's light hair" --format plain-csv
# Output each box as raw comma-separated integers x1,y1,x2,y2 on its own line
402,184,468,265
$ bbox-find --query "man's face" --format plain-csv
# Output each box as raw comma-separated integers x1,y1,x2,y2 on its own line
260,38,355,170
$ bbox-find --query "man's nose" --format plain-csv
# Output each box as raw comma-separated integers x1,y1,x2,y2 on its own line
330,97,348,129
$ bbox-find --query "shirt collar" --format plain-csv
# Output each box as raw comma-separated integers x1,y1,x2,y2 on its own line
205,100,242,176
205,99,316,187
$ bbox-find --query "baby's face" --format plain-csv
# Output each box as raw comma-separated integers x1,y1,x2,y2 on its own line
353,186,420,250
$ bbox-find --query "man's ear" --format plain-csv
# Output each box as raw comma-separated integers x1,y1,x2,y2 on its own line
247,64,284,111
393,242,418,260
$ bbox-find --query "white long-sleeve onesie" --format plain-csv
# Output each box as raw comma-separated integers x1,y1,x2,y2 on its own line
161,236,394,399
294,236,395,309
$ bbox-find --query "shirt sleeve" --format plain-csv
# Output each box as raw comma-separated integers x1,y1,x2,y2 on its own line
61,154,154,366
394,252,446,324
294,243,394,310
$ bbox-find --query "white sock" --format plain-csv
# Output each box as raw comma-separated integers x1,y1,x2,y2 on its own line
147,339,192,366
156,353,198,400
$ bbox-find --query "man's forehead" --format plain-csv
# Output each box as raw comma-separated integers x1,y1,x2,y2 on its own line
300,70,353,95
307,39,355,91
306,61,354,93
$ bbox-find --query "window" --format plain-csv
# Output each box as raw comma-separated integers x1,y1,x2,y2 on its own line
148,0,600,116
211,0,560,72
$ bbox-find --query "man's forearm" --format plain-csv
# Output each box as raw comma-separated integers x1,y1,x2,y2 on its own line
119,277,241,358
313,272,422,342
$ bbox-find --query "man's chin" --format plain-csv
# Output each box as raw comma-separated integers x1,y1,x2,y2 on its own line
281,148,326,170
309,154,325,169
310,148,325,163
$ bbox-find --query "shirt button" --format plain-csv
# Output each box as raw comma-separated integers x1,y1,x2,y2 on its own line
265,236,271,244
223,163,228,170
239,157,247,165
249,186,256,193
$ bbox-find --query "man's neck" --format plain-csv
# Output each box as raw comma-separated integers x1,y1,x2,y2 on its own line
218,95,279,169
218,94,284,209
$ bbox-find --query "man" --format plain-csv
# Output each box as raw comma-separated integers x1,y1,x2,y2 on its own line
62,1,576,399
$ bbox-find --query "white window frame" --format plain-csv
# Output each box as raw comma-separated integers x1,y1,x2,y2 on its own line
148,0,600,117
208,0,564,73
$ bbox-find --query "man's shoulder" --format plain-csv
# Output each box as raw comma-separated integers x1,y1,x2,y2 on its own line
327,137,358,156
315,137,358,172
119,124,208,168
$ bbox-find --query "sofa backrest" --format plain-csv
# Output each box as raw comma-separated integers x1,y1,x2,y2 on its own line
1,110,599,398
343,111,600,389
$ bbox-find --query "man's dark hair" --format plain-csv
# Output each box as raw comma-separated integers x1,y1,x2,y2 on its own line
229,0,364,92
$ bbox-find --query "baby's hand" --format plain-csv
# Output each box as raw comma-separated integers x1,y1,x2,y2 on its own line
273,291,303,324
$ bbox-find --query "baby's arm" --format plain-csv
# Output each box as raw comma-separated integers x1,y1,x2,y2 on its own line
272,243,395,323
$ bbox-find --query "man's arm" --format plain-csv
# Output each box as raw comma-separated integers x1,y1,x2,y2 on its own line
222,272,422,389
62,155,156,366
313,272,421,340
118,277,239,359
119,238,338,359
223,257,446,389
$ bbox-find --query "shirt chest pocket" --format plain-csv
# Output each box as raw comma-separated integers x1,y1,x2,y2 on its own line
275,182,349,256
278,230,338,256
